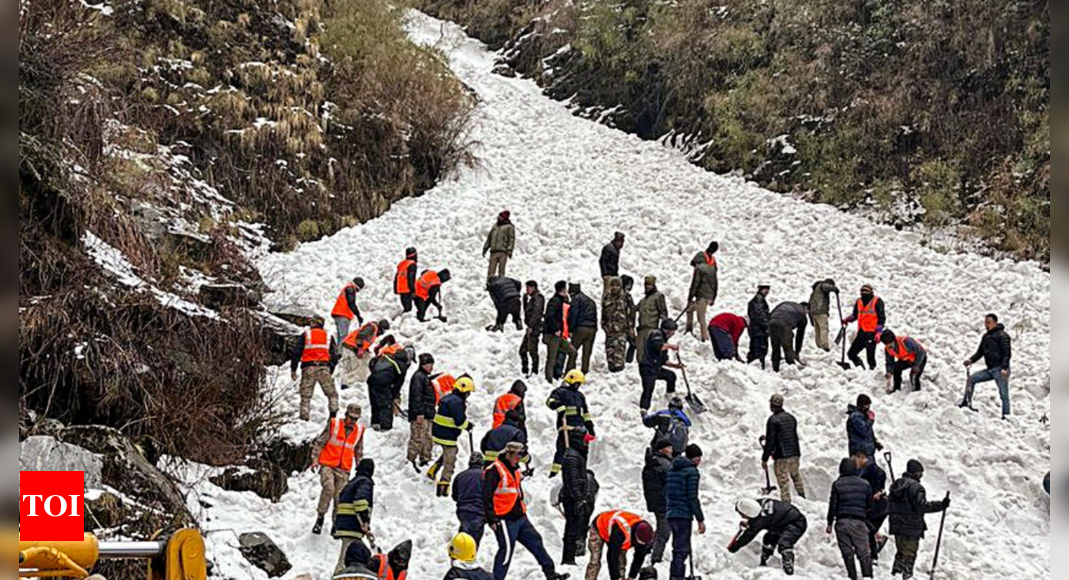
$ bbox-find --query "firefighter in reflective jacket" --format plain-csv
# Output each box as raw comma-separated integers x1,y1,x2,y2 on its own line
340,320,391,391
311,404,366,536
547,370,596,476
334,459,376,574
482,443,569,580
369,541,412,580
587,511,656,580
416,269,452,322
493,381,527,434
395,248,419,313
332,277,366,340
291,316,340,422
431,376,475,497
881,330,928,393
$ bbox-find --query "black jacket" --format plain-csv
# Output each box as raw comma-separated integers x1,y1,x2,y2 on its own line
748,294,771,337
523,290,546,334
828,460,874,525
408,369,436,422
561,447,590,504
487,277,522,308
889,474,945,539
547,385,595,435
730,499,807,552
443,567,494,580
368,349,413,401
568,291,599,330
544,294,568,336
639,329,669,376
642,448,672,513
970,324,1012,371
452,466,485,522
481,422,527,461
762,410,801,462
600,243,621,278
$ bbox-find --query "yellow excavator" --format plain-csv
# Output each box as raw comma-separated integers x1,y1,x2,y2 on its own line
15,529,207,579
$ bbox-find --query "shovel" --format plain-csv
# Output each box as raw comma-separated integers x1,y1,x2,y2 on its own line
676,352,707,415
835,293,852,370
759,437,778,495
687,552,702,580
929,492,951,580
884,452,895,481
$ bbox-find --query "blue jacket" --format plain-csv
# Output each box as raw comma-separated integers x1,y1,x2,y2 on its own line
433,392,470,447
452,466,485,522
827,459,874,525
665,456,704,522
481,422,527,462
846,406,879,458
335,475,374,539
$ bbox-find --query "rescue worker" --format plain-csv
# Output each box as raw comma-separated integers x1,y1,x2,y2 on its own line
851,451,890,562
708,313,748,362
335,541,378,580
482,442,570,580
311,404,366,535
416,268,452,322
544,281,576,384
521,281,546,377
642,439,674,564
587,511,655,580
747,285,772,369
686,242,719,341
431,375,476,497
599,232,626,287
880,330,927,393
366,345,414,432
481,408,528,465
547,370,596,477
369,541,412,580
332,278,367,341
291,316,340,422
484,210,516,279
888,460,950,580
492,381,527,433
561,426,593,566
602,277,631,373
827,459,874,580
729,498,808,576
666,445,706,580
768,302,809,373
340,320,391,391
567,283,599,375
808,279,840,352
408,354,437,471
487,276,523,332
335,459,376,574
961,313,1013,418
620,276,639,364
843,285,886,370
395,248,418,313
636,276,668,364
639,319,683,415
433,373,458,406
846,395,884,462
453,453,489,547
761,394,806,503
444,533,494,580
642,397,690,458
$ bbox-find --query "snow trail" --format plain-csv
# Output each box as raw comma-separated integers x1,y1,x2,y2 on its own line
189,12,1049,580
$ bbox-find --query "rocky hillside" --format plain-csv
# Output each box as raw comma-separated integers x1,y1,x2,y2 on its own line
418,0,1049,263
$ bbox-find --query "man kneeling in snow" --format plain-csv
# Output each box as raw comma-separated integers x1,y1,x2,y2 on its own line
728,498,808,576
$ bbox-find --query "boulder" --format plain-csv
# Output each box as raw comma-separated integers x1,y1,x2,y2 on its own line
263,433,319,477
20,436,104,489
250,310,304,367
200,283,261,309
267,303,319,328
85,491,127,530
239,532,292,578
209,458,288,502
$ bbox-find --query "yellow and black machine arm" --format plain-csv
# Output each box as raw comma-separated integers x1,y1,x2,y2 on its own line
15,529,207,580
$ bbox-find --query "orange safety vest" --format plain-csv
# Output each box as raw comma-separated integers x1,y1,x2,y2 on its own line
490,459,525,517
595,511,644,551
562,303,571,340
856,297,880,333
376,558,406,580
885,336,919,363
703,253,717,267
433,374,457,406
415,271,441,301
493,394,523,429
301,328,331,364
344,322,379,355
332,283,358,320
395,260,416,295
318,418,365,471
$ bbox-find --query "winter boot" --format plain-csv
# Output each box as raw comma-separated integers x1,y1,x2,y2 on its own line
545,573,570,580
521,361,530,376
486,324,504,333
531,357,540,378
410,459,421,474
760,546,774,567
437,482,451,498
312,515,324,535
782,550,795,576
515,320,524,331
427,459,442,481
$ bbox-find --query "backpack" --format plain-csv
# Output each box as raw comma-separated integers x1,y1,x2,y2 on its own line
655,414,689,456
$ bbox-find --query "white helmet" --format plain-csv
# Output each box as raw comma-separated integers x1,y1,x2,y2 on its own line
736,498,762,519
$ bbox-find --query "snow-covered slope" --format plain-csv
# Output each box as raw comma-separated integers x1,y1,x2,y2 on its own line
187,12,1050,580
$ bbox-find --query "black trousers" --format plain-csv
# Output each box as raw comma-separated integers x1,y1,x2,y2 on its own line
495,297,522,328
399,293,413,313
459,514,486,548
763,519,808,555
561,499,590,564
848,331,878,369
368,380,395,431
519,330,540,373
640,368,677,412
748,331,769,367
669,519,692,580
891,356,927,392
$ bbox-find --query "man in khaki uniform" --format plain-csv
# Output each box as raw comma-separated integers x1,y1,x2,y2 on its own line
310,404,365,535
483,210,516,279
291,316,339,422
636,276,668,364
686,242,720,342
808,278,840,352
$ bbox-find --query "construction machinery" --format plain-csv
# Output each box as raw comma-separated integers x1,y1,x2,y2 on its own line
16,529,207,580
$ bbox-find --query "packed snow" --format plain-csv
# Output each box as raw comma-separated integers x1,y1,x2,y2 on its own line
184,11,1050,580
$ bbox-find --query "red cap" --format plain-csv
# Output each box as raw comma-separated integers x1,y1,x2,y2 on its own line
633,521,655,546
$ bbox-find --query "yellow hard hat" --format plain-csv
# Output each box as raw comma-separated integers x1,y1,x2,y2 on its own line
563,369,586,386
449,532,478,563
454,375,476,394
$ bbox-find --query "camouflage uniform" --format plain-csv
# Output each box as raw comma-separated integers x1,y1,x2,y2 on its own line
602,277,632,373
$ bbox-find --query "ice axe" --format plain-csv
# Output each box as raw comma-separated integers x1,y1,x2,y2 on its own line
929,492,951,580
676,352,706,415
758,437,777,495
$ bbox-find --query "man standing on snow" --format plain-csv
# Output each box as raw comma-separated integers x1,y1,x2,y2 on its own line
310,404,365,536
484,210,516,279
846,395,883,461
408,354,438,471
334,459,376,574
768,301,809,373
291,315,340,422
621,276,640,364
747,285,772,369
685,242,719,342
486,276,523,332
544,281,576,384
366,345,414,432
395,248,419,314
843,284,886,370
560,427,593,566
567,283,598,375
851,451,890,562
642,439,675,565
888,460,950,580
708,312,748,362
431,376,476,497
666,445,706,580
880,330,927,393
415,268,451,322
827,458,874,580
453,452,488,547
961,313,1013,418
639,319,684,415
599,232,626,288
808,279,840,352
729,498,808,576
331,278,366,342
602,277,632,373
521,281,546,377
547,370,596,477
762,394,806,503
636,276,668,364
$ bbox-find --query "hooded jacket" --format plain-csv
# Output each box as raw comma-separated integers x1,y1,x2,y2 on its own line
970,324,1012,371
846,405,879,458
688,252,719,303
484,218,515,254
828,459,874,525
665,456,704,522
335,462,375,539
368,346,414,402
808,279,840,316
889,474,945,538
642,448,673,513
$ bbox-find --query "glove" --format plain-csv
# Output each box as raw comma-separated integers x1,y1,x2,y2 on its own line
876,325,885,335
875,441,884,452
942,498,952,510
465,423,475,432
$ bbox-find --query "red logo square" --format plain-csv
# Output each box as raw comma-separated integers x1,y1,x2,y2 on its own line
19,471,85,541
